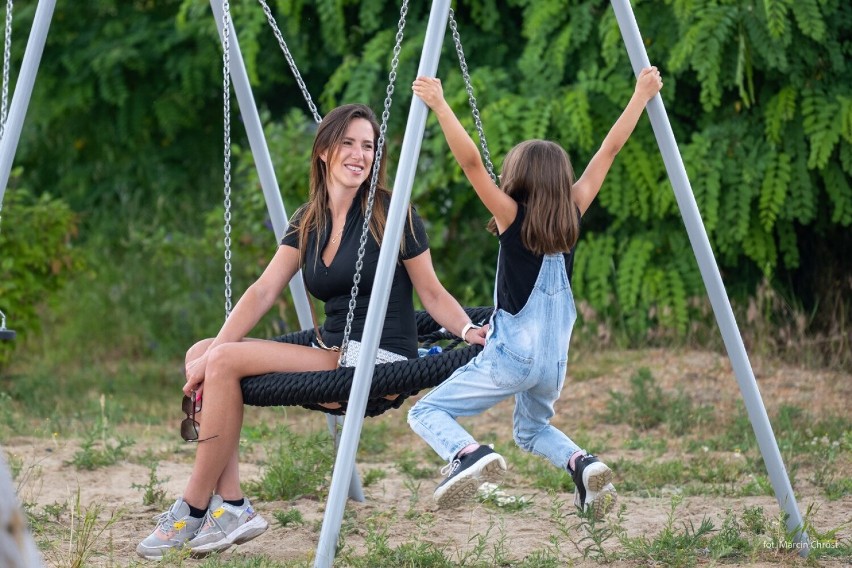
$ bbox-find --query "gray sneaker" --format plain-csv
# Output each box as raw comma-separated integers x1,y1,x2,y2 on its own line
136,497,204,560
187,495,269,555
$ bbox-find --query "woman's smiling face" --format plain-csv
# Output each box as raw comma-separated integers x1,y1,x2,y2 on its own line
321,118,375,192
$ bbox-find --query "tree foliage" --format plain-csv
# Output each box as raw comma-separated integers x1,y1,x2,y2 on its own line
2,0,849,355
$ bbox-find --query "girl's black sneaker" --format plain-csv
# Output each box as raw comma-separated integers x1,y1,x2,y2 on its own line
434,445,506,508
570,454,617,519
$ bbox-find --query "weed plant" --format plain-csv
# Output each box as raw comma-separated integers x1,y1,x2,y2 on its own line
620,495,715,567
246,426,334,501
69,395,134,470
130,462,168,507
361,467,387,487
604,367,712,434
272,508,304,528
34,490,124,568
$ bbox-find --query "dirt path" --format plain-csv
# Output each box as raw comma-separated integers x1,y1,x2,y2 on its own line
5,349,850,566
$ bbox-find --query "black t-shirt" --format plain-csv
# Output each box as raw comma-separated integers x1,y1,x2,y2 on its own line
496,204,578,315
281,193,429,358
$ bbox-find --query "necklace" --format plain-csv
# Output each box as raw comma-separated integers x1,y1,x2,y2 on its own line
331,228,344,245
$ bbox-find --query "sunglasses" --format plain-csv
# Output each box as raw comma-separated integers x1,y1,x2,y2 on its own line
181,393,219,443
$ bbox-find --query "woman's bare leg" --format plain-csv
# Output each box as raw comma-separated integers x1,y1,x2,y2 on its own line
193,412,241,500
182,340,337,508
215,447,242,500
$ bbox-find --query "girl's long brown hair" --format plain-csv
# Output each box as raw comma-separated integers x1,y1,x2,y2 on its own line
291,104,392,265
487,139,580,255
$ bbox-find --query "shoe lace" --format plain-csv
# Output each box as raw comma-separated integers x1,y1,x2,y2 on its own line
151,510,176,529
197,508,216,531
440,458,461,478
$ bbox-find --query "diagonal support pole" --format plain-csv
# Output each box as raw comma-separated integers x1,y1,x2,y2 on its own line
610,0,809,554
313,1,452,566
0,0,55,207
209,0,363,503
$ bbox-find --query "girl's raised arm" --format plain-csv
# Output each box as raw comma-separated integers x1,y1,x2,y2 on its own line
413,76,517,233
572,66,662,216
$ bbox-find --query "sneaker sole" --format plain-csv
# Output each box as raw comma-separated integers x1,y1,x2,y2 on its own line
589,484,617,520
582,462,612,492
190,516,269,555
136,549,176,561
434,453,507,509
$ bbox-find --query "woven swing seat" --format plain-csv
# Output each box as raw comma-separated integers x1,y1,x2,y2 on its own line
240,306,493,417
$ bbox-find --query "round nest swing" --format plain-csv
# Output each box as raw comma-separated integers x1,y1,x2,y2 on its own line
240,306,492,417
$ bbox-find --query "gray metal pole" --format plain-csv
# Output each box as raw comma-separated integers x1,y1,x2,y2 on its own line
313,1,452,566
0,0,56,206
328,413,365,502
210,1,364,502
209,0,312,329
610,0,809,553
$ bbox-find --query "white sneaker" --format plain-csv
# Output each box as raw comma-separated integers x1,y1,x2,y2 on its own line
187,495,268,555
136,497,204,559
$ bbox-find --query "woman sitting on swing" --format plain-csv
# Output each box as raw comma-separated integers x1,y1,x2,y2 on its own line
136,103,487,559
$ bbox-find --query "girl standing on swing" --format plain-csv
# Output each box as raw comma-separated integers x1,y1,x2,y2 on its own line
137,104,486,559
409,67,663,517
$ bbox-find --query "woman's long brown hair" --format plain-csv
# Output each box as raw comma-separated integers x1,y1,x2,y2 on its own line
291,104,392,266
487,139,580,255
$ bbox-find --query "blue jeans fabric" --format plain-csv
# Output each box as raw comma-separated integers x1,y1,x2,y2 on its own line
408,253,582,469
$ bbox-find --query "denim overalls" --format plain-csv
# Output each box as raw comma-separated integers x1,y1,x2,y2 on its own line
409,252,582,470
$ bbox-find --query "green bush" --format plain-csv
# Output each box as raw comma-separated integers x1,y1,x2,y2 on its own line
0,182,83,367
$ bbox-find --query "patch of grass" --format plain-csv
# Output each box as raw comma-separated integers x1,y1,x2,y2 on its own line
501,445,573,493
623,434,668,454
549,492,624,563
620,495,715,567
361,467,387,487
197,557,309,567
402,476,422,519
708,509,761,561
131,461,169,507
5,451,23,479
273,508,304,528
394,449,437,479
568,349,636,382
69,395,134,470
455,521,514,566
338,518,455,567
613,451,766,497
604,367,712,435
246,426,334,501
36,490,124,568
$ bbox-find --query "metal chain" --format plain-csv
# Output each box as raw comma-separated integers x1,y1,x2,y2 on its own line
222,0,233,319
256,0,322,124
448,9,497,185
338,0,409,363
0,0,12,241
0,0,12,142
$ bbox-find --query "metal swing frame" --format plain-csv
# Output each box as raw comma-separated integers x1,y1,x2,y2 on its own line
313,1,810,566
0,0,15,341
0,1,810,566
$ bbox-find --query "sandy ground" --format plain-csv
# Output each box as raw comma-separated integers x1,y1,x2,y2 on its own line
4,349,851,566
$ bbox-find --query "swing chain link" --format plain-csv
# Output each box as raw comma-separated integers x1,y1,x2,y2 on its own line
448,9,497,185
339,0,409,363
0,0,11,142
257,0,322,125
222,0,233,319
0,0,12,240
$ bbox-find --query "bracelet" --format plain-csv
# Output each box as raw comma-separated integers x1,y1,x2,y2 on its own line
460,321,481,345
